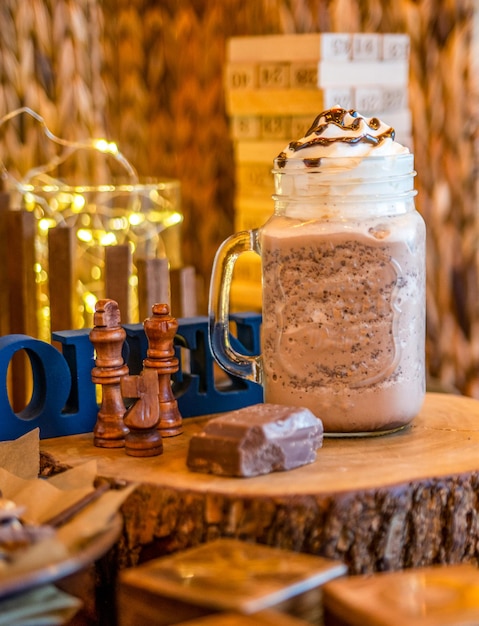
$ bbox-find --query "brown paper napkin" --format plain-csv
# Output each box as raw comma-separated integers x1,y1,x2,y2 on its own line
0,429,136,577
0,466,95,525
0,430,136,626
0,429,40,480
56,484,135,549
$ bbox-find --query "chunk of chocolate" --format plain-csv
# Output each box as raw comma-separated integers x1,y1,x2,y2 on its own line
187,403,323,477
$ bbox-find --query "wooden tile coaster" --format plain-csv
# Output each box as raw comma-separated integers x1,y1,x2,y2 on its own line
323,563,479,626
117,538,346,626
176,609,311,625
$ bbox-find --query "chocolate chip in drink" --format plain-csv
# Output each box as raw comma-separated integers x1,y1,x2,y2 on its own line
187,403,323,477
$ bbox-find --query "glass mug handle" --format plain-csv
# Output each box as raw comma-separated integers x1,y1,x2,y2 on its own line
208,228,263,385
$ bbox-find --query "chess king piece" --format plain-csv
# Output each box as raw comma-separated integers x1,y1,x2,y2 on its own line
143,303,183,437
121,369,163,457
89,299,129,447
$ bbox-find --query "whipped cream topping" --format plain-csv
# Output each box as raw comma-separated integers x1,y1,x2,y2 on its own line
276,107,409,167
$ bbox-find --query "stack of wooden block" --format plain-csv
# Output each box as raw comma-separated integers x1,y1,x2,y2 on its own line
224,32,411,312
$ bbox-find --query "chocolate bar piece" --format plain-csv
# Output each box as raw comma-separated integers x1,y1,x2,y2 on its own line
187,404,323,477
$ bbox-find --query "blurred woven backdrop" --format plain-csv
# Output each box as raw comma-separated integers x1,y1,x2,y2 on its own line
0,0,477,395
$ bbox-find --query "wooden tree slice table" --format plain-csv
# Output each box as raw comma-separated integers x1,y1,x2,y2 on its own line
40,392,479,575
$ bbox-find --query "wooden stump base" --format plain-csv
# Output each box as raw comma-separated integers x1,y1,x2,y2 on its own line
41,393,479,575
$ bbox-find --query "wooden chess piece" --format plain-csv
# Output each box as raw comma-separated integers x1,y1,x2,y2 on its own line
121,369,163,457
143,303,183,437
89,299,129,447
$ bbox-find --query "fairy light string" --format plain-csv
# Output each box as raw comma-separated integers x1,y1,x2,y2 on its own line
0,107,182,340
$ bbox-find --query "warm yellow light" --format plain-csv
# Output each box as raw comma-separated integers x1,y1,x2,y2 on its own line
93,139,119,155
129,212,145,226
72,194,86,212
77,228,93,243
147,210,183,227
100,232,117,246
49,197,59,211
164,212,183,228
109,217,128,231
41,305,50,321
39,291,49,304
84,292,98,314
129,275,138,287
35,265,48,286
38,218,57,233
24,192,36,211
91,265,101,280
57,192,73,207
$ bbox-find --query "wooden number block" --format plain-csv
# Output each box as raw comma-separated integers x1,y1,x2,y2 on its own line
322,87,354,110
290,62,318,89
225,63,256,90
352,34,380,60
319,33,352,60
318,60,409,88
382,86,408,111
236,163,274,197
382,34,410,61
225,88,327,116
257,62,290,89
230,116,261,140
260,116,292,140
291,115,316,140
234,200,273,231
234,140,286,164
227,33,349,63
354,86,383,114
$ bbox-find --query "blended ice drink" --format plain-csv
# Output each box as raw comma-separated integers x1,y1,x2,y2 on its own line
209,106,426,435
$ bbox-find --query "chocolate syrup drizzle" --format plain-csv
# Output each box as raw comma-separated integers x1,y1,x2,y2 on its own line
276,108,396,168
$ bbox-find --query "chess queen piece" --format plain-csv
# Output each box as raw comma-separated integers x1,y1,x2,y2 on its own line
89,299,129,447
143,303,183,437
121,369,163,457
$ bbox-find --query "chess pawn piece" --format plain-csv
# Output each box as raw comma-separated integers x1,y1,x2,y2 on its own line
121,369,163,457
89,299,129,447
143,303,183,437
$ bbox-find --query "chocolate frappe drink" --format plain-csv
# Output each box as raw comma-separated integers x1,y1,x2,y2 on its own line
261,107,426,434
209,106,425,435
